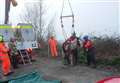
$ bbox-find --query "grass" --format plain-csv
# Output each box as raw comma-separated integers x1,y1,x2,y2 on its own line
37,35,120,71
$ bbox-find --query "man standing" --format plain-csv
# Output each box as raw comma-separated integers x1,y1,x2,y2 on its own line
0,35,12,76
48,36,58,57
83,35,96,67
8,38,19,69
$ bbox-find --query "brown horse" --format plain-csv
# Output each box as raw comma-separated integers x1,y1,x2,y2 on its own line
62,36,80,66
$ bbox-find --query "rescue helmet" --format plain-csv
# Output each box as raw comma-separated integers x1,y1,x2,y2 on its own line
83,35,89,40
51,34,55,39
0,35,3,42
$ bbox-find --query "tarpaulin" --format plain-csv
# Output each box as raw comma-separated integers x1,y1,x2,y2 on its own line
0,72,61,83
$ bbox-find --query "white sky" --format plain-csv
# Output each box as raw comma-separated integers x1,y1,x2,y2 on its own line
0,0,120,41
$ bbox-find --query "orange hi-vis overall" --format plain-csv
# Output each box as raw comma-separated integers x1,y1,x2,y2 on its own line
48,38,58,57
0,42,11,75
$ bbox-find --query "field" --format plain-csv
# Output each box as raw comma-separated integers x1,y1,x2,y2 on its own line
0,50,120,83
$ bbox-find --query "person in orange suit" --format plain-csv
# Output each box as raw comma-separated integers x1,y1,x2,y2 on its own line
0,35,12,76
48,36,58,57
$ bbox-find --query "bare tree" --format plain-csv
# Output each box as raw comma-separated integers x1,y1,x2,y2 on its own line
20,1,57,42
46,16,56,41
20,1,46,41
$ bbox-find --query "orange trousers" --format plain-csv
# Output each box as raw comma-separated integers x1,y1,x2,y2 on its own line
1,54,11,75
50,46,58,57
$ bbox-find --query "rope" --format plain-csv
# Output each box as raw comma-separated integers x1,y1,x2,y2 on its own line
68,0,74,15
60,0,65,17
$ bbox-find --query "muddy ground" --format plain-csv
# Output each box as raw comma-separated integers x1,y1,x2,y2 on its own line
0,52,120,83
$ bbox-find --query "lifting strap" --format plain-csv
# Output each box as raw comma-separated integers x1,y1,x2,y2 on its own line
60,0,75,40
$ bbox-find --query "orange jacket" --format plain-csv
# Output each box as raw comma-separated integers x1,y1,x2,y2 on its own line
49,38,57,48
0,42,9,56
83,40,93,49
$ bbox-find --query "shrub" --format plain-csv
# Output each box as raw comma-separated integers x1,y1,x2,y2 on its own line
94,36,120,60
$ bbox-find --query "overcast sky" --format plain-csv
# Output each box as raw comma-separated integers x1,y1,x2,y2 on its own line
0,0,120,41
